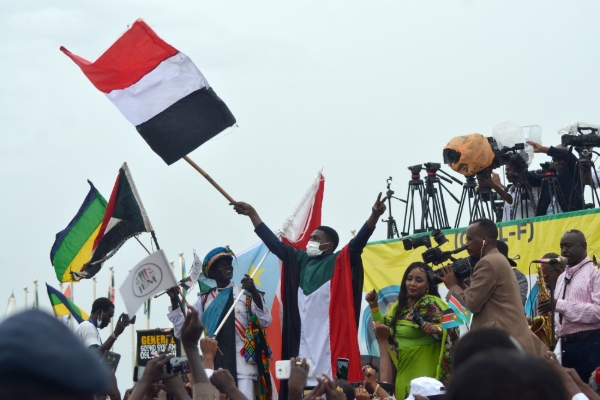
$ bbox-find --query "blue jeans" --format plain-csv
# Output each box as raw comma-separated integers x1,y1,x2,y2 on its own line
562,329,600,381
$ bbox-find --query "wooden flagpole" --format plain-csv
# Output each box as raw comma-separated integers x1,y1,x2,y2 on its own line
183,156,235,203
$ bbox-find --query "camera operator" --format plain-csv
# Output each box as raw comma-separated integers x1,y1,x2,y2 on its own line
436,218,547,355
478,154,538,221
527,141,583,214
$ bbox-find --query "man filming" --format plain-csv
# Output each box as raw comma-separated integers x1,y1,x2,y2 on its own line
437,218,546,354
527,141,583,214
538,230,600,381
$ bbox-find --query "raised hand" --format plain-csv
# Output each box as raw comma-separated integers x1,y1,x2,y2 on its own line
527,141,549,154
365,290,379,308
288,357,310,400
371,192,388,217
232,202,255,216
114,313,131,336
241,274,258,294
372,321,390,342
209,368,237,393
180,306,203,349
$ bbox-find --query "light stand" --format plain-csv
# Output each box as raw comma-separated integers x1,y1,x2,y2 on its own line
381,177,407,239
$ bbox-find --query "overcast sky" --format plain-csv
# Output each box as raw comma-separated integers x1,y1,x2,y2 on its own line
2,0,599,390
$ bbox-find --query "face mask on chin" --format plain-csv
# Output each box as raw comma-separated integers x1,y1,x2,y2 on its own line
306,241,330,257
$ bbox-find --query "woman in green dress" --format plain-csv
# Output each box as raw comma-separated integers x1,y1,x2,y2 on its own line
366,262,459,399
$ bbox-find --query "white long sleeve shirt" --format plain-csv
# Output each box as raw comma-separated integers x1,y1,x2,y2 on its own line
167,283,272,379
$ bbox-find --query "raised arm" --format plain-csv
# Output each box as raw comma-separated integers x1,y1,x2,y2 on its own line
349,193,387,254
233,201,291,262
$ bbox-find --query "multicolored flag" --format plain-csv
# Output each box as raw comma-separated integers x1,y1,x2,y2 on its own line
50,181,107,282
46,283,90,324
441,308,462,329
447,292,472,326
60,19,236,165
79,162,154,279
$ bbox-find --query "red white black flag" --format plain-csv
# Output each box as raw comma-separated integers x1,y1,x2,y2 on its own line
61,19,236,165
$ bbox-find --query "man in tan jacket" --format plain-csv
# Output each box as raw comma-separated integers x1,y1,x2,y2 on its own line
438,218,547,355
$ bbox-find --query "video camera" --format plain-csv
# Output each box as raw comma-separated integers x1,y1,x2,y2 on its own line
402,229,472,285
561,123,600,148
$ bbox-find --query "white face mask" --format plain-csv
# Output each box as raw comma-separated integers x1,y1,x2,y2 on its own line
306,241,330,257
97,310,103,326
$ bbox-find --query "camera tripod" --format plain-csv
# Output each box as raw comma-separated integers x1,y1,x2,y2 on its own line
573,147,600,209
509,179,539,220
454,175,500,227
402,163,460,235
381,177,407,239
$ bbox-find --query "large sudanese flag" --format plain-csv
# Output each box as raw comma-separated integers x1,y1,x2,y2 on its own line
50,181,107,282
60,19,236,165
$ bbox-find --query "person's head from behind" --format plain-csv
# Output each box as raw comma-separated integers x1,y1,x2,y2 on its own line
541,252,565,288
452,327,522,371
505,154,529,184
0,310,111,400
466,218,498,260
560,230,587,266
307,226,339,257
446,351,568,400
336,379,354,400
91,297,115,329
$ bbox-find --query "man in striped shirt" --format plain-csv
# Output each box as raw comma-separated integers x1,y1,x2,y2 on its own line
538,229,600,381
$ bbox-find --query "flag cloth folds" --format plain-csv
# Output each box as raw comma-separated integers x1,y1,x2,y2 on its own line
448,293,472,326
50,181,107,282
80,162,154,279
108,271,115,303
441,309,462,329
60,19,236,165
46,283,90,324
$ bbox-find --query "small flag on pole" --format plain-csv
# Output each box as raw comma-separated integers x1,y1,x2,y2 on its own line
119,249,177,316
60,19,236,165
46,283,90,324
448,292,472,326
442,308,462,329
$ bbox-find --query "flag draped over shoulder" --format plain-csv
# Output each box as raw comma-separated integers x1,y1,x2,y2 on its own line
46,283,90,324
60,19,236,165
50,181,107,282
78,162,154,279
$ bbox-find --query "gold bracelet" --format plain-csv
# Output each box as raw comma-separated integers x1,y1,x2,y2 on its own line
110,333,118,340
370,306,380,313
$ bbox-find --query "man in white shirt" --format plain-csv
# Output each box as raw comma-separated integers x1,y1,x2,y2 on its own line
75,297,131,354
167,246,272,400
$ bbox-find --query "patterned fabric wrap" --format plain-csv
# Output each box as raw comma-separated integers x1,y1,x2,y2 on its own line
202,247,235,276
383,295,459,384
242,295,272,400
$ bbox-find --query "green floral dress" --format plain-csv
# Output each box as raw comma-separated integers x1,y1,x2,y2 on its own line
371,294,459,399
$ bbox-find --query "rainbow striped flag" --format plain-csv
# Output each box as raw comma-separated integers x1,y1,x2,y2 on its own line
46,283,90,324
50,181,107,282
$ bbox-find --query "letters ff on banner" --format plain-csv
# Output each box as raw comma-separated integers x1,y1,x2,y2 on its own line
136,329,181,366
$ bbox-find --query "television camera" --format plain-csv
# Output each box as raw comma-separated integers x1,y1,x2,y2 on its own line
402,229,473,285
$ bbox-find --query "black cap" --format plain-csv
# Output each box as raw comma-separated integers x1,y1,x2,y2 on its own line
496,241,517,267
0,310,111,394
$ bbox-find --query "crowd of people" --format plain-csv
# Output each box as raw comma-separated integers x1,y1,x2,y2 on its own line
3,146,600,399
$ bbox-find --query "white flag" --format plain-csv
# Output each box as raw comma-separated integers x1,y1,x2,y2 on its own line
119,249,177,316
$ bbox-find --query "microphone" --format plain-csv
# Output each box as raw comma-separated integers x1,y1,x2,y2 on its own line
412,312,440,342
532,256,567,265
